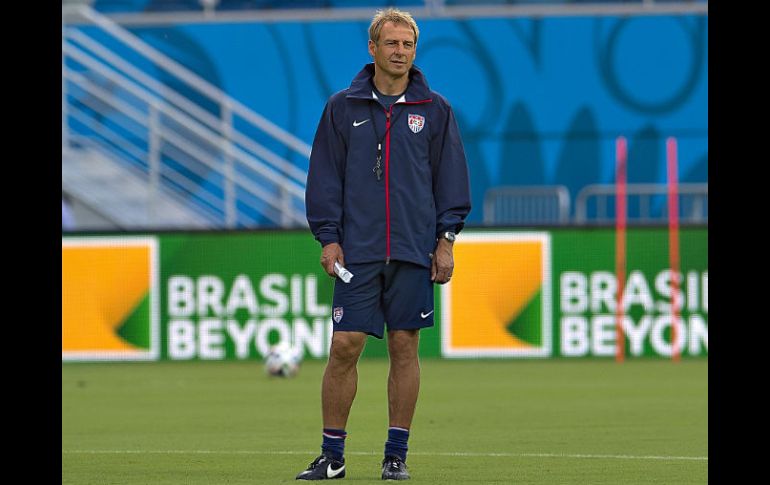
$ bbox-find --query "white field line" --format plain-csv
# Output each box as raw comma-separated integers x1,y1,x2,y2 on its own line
62,449,707,462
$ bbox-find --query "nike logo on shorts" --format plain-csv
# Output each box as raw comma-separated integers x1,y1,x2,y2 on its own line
353,119,370,127
420,310,434,319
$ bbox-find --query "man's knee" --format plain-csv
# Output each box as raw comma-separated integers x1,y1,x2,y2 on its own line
329,331,367,364
387,329,420,364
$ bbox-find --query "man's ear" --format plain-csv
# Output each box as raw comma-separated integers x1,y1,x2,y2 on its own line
368,40,376,57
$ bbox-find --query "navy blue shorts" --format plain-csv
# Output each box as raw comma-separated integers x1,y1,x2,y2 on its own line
331,261,435,339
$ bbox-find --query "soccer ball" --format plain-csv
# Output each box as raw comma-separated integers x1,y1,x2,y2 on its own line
264,342,302,378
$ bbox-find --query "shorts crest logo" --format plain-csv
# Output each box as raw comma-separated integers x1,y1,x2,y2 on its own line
408,114,425,133
333,306,344,323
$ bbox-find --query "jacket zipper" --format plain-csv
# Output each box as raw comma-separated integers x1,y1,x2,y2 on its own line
383,99,432,265
385,107,392,264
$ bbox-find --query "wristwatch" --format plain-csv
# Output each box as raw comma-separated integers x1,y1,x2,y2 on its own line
440,231,456,243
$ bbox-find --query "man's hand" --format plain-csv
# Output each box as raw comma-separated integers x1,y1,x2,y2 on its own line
431,238,454,285
321,242,345,277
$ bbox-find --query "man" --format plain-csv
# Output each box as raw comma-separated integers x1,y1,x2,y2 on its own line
298,7,471,481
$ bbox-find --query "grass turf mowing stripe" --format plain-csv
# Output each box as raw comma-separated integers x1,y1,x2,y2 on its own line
62,450,707,461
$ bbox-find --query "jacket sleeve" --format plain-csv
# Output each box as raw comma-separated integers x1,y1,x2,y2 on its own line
431,102,472,237
305,99,347,246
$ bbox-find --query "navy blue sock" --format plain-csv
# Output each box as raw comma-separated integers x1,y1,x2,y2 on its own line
321,428,347,460
384,427,409,461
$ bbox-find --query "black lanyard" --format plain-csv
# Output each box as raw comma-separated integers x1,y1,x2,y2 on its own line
368,101,408,181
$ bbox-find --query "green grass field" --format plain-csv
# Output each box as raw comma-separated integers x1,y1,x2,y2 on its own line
62,359,707,484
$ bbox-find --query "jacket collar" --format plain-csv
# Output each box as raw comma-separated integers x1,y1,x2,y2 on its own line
347,63,432,102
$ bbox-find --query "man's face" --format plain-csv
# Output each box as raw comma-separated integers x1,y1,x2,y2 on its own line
368,21,416,79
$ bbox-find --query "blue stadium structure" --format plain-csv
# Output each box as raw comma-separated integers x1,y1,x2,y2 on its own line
62,0,707,230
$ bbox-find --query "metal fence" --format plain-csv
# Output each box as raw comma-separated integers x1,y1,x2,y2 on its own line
484,183,708,226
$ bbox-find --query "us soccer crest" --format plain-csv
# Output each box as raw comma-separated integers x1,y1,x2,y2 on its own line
408,114,425,133
333,306,344,323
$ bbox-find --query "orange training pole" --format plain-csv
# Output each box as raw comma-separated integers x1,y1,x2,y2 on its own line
615,136,627,363
667,137,681,362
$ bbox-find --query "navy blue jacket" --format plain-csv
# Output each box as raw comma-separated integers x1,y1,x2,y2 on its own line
305,63,471,269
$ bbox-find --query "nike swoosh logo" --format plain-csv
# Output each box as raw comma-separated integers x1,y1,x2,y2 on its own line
420,310,434,319
353,119,370,127
327,464,345,478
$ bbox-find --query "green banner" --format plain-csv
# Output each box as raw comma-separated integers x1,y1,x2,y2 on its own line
61,227,706,361
158,231,334,360
551,228,707,357
439,228,707,359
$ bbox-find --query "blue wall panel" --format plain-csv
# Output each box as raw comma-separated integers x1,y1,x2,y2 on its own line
116,14,707,223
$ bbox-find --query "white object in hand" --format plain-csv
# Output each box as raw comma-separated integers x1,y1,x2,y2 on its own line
334,262,354,283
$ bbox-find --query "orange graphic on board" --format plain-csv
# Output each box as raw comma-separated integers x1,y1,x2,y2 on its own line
62,244,151,352
441,233,551,357
451,241,542,348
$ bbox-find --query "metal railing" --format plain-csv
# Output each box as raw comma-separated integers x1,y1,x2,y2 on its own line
574,183,708,224
484,185,571,225
62,3,311,229
483,183,708,225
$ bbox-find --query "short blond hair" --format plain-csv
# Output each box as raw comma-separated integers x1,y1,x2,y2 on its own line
369,8,419,44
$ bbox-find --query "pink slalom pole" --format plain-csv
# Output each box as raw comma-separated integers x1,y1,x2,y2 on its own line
615,136,627,363
667,137,681,362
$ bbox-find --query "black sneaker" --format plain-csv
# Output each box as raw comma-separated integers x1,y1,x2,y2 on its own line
381,455,410,480
296,453,346,480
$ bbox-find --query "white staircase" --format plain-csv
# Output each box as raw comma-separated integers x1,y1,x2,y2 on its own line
63,146,212,229
62,4,311,231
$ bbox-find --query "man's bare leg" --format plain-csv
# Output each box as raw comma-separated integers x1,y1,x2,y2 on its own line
322,331,367,429
386,329,421,428
381,329,420,479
